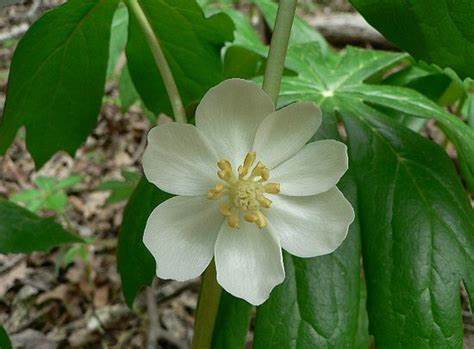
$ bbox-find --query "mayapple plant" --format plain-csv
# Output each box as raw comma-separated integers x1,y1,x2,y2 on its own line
0,0,473,348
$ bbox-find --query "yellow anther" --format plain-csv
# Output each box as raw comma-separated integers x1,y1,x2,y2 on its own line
218,169,232,181
209,153,279,229
264,183,280,194
238,152,256,178
227,212,240,228
217,159,232,171
257,195,272,208
251,162,269,181
244,212,259,223
208,183,225,199
256,211,267,228
219,202,232,216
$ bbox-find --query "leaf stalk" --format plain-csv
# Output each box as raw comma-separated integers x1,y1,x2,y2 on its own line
127,0,187,123
262,0,297,104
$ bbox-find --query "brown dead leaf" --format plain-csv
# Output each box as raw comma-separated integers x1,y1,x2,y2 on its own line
0,260,28,297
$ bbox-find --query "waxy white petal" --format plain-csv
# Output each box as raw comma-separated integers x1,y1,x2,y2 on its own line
144,196,224,281
253,102,322,168
215,222,285,305
196,79,274,167
143,123,218,196
272,140,348,196
267,188,354,258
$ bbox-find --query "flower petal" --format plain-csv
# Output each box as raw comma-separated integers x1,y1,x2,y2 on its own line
143,123,219,196
196,79,274,167
143,196,223,281
253,102,322,168
214,222,285,305
271,140,348,196
267,188,354,258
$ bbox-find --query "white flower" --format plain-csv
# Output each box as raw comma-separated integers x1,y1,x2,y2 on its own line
142,79,354,305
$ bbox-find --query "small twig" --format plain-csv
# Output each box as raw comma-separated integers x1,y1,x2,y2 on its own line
0,255,25,274
0,23,28,43
146,279,159,349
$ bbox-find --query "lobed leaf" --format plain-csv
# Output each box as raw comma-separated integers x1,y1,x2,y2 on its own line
341,102,474,347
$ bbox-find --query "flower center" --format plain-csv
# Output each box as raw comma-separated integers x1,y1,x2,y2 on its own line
208,152,280,229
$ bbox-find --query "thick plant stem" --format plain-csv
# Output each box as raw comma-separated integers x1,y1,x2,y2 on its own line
191,261,221,349
262,0,297,104
127,0,186,123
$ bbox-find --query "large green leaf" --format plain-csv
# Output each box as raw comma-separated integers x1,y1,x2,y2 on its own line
252,115,369,349
349,0,474,79
341,102,474,347
279,43,474,189
253,171,368,349
126,0,234,116
117,177,172,306
0,325,12,349
0,199,82,254
0,0,119,167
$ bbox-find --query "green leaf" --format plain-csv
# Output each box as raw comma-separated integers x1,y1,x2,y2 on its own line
107,3,129,79
349,0,474,79
125,0,234,116
347,84,474,189
211,291,252,349
0,325,12,349
253,0,328,53
220,7,267,57
341,102,474,347
279,43,474,190
119,65,140,112
0,0,119,167
253,169,368,348
0,199,82,254
98,170,141,204
118,177,172,306
252,114,368,348
382,63,453,103
55,175,82,190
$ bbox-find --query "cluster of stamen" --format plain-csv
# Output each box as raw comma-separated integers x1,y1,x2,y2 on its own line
208,152,280,229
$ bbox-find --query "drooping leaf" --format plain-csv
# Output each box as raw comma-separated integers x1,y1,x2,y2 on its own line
349,0,474,79
0,325,12,349
341,102,474,347
106,3,129,79
118,177,172,306
253,0,328,54
0,199,82,254
279,43,474,190
253,115,369,348
0,0,119,167
125,0,234,116
119,65,140,112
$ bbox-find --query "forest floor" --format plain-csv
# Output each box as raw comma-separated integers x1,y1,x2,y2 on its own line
0,1,472,348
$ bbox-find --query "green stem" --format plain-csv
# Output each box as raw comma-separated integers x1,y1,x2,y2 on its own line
191,3,297,349
191,261,222,349
262,0,297,104
127,0,187,124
